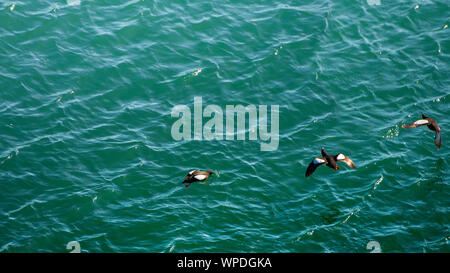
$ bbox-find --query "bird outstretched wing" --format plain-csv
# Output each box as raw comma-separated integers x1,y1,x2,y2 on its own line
305,158,326,177
402,119,429,128
435,132,441,149
335,154,356,169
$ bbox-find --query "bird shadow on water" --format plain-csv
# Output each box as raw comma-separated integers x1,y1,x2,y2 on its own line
293,205,352,244
319,206,342,225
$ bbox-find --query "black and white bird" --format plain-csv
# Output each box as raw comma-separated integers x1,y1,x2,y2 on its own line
182,170,214,188
402,114,441,149
305,148,356,178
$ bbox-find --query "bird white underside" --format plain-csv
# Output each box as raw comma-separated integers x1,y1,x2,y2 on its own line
336,154,345,160
194,174,207,180
314,158,325,164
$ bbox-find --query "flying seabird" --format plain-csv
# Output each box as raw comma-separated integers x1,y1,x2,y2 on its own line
402,114,441,149
305,148,356,177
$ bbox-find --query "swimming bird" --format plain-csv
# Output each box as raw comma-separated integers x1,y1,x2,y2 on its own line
182,170,214,188
402,114,441,149
305,148,356,177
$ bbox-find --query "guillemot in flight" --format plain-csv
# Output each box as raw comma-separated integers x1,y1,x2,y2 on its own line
402,114,441,149
305,148,356,177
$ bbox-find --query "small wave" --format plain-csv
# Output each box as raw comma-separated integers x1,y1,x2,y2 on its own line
66,0,81,7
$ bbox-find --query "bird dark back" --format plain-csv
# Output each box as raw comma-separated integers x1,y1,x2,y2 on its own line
325,154,337,168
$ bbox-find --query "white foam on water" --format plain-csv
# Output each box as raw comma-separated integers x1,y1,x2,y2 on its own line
192,68,202,76
67,0,81,6
374,175,383,190
382,125,399,139
367,0,381,6
341,209,360,224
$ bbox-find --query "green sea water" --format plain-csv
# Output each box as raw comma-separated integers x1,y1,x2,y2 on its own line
0,0,449,253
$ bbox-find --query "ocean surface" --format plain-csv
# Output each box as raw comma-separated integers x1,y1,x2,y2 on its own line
0,0,449,253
